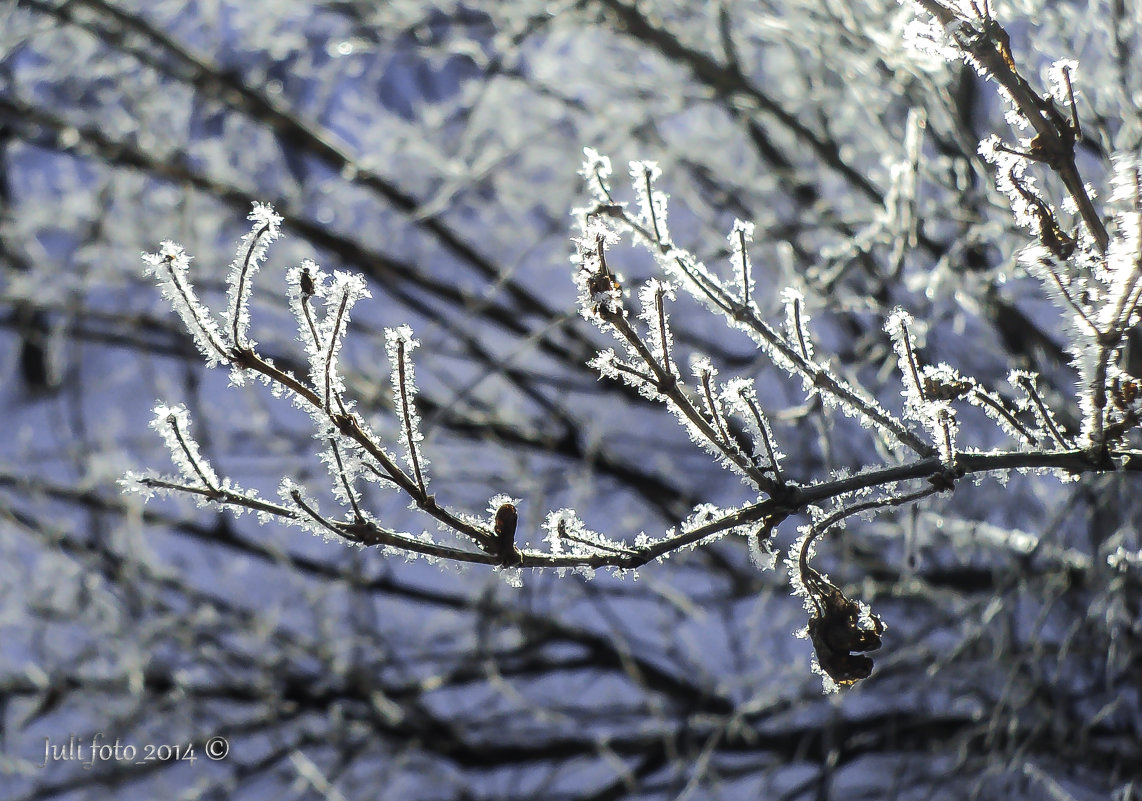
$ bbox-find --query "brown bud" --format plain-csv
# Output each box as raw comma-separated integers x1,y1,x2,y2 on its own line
586,270,621,297
922,376,973,402
494,503,520,567
1124,379,1139,406
300,266,316,298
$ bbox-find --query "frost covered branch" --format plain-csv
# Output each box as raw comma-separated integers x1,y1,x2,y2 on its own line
910,0,1108,252
582,174,932,460
124,134,1142,685
906,0,1142,461
118,5,1142,692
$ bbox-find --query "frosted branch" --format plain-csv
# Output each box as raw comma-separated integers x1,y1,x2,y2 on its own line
731,219,754,307
125,141,1142,600
227,202,282,352
142,242,228,365
724,377,784,483
386,325,430,496
579,237,780,495
910,0,1108,252
782,288,814,362
151,403,219,494
1011,370,1071,449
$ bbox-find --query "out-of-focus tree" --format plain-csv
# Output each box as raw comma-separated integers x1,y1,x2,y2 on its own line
2,1,1141,799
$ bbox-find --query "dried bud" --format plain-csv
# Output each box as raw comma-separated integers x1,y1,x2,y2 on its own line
586,270,621,297
300,266,316,298
584,237,622,303
1111,375,1140,411
494,503,521,567
922,375,973,402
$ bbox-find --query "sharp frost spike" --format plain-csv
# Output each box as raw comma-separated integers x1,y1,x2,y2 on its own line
386,325,430,493
497,566,524,588
899,14,959,64
542,509,577,556
150,403,219,491
781,287,814,361
730,219,755,307
1046,59,1079,107
588,349,657,397
630,160,669,243
681,503,733,536
691,356,717,380
142,242,228,367
747,525,778,572
119,470,157,501
487,494,521,517
541,508,626,558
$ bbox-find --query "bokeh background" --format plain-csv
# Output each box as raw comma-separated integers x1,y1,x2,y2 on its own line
1,1,1140,799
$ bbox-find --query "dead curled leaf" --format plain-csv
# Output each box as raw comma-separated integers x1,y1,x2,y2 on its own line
804,572,885,686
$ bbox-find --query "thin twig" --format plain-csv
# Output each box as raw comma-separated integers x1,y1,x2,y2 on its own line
652,287,673,380
163,258,229,360
738,389,784,483
699,368,733,449
736,226,751,306
1015,374,1069,448
328,439,364,522
231,221,271,349
790,294,811,361
969,388,1039,446
395,337,428,495
166,414,217,493
324,288,351,415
